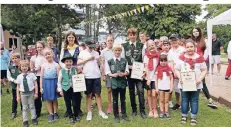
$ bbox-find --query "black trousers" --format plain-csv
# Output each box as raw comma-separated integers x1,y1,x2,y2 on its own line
202,78,211,100
12,89,22,113
35,76,42,116
63,88,81,118
112,88,126,117
127,72,145,113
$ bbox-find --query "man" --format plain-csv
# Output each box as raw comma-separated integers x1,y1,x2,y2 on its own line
211,34,223,76
47,36,59,63
121,28,146,119
168,34,185,110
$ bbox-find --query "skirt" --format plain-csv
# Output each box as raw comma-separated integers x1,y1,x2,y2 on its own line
42,78,59,101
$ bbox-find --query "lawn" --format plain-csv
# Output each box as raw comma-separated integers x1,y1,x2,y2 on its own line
1,85,231,127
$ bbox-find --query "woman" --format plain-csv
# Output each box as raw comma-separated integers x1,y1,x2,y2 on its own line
59,31,83,117
225,40,231,80
101,42,106,51
175,39,207,125
191,27,217,109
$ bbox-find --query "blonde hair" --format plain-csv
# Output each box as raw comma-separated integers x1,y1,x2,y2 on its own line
43,47,54,56
19,60,30,71
106,34,114,41
160,36,168,41
127,28,137,35
47,35,53,41
10,52,21,59
112,44,122,51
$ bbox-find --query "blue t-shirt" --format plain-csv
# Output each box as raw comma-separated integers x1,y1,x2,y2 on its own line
0,53,10,70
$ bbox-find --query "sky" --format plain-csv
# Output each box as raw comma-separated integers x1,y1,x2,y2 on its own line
196,4,208,22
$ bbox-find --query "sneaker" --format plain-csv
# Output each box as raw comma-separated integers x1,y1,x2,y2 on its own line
216,73,221,76
107,106,112,114
141,112,147,119
32,118,38,125
165,113,171,120
48,114,54,122
207,102,218,109
159,113,164,119
169,102,174,108
153,111,159,118
148,111,154,117
86,112,92,121
76,116,80,122
10,113,17,120
53,113,59,120
171,104,180,110
190,118,197,126
79,110,84,116
64,111,69,118
225,77,229,80
181,116,187,124
122,114,130,121
114,116,120,123
99,111,108,119
23,121,29,127
69,117,75,124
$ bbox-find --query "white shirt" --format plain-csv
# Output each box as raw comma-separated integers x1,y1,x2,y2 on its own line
143,55,158,81
157,72,171,90
175,54,207,89
30,55,47,76
78,50,101,79
227,41,231,59
16,72,37,92
57,67,76,92
121,41,146,60
105,57,129,75
169,46,185,64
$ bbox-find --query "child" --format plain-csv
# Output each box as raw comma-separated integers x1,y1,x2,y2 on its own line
16,60,38,127
105,44,129,123
30,41,46,117
57,54,82,124
1,47,10,94
7,53,22,119
40,48,60,122
47,36,59,63
155,54,173,119
77,39,108,121
143,40,159,118
175,39,207,125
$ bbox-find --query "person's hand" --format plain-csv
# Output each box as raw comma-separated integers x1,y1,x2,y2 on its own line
170,88,173,93
36,66,41,71
103,75,106,82
13,80,17,84
156,89,159,94
180,80,183,84
196,80,202,85
89,56,95,61
40,88,43,94
59,91,64,97
128,65,133,69
147,79,151,86
34,93,38,99
17,96,20,102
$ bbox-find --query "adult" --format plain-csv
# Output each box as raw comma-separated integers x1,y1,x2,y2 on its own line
211,33,223,76
191,27,217,108
59,31,83,117
225,40,231,80
94,42,101,55
0,41,10,94
101,42,106,51
47,36,59,63
121,28,146,119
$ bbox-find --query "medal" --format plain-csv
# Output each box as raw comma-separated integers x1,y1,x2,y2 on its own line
126,51,131,56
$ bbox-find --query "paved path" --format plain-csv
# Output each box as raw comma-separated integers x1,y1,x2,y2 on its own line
205,64,231,107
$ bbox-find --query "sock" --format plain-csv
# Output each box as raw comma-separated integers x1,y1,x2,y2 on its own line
209,98,213,103
169,101,172,104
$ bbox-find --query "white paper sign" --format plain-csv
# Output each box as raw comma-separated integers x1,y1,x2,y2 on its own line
72,74,86,92
180,71,197,92
131,62,144,80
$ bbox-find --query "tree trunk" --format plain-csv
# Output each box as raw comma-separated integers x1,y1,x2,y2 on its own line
96,4,101,42
85,4,90,37
57,24,62,51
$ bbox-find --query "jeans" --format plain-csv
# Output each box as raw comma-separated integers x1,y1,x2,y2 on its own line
181,89,200,118
63,87,81,118
21,91,37,122
34,76,42,116
112,88,126,117
202,79,211,100
127,71,145,113
12,89,22,113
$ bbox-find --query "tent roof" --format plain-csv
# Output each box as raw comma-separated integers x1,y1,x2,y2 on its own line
209,8,231,25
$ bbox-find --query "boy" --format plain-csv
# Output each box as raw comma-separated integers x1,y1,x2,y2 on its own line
16,60,38,127
105,44,129,123
77,39,108,121
7,52,22,119
121,28,146,118
168,34,185,110
57,54,82,124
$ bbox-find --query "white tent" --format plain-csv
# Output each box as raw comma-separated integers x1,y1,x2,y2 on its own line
207,8,231,85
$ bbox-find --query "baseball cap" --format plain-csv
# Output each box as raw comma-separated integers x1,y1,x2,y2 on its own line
169,34,179,39
82,39,96,48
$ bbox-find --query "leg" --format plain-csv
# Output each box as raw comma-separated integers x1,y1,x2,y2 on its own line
136,80,145,113
147,90,152,113
225,60,231,78
63,89,73,118
72,92,81,117
217,63,221,74
53,100,58,114
107,88,112,113
94,78,103,112
47,101,53,114
159,91,165,114
86,94,92,112
152,89,158,118
12,89,17,114
112,88,119,117
164,92,170,113
28,93,37,120
127,77,137,113
85,79,93,113
181,90,189,117
34,76,42,117
202,79,211,100
211,64,214,74
21,93,29,122
190,90,200,119
120,88,126,115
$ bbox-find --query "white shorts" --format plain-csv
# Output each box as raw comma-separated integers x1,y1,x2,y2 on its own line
211,55,221,64
174,79,180,93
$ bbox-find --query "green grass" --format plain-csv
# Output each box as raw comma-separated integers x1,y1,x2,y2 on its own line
1,85,231,127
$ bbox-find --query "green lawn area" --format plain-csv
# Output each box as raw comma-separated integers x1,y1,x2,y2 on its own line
1,85,231,127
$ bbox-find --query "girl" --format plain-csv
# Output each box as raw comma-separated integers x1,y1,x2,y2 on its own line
143,40,159,118
30,41,47,118
59,31,83,117
191,27,217,109
155,54,173,119
101,42,106,51
47,35,59,63
175,39,207,125
40,47,60,122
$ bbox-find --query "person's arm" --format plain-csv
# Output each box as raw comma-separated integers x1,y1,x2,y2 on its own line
77,56,93,66
170,73,174,93
57,70,63,92
124,62,129,76
30,56,35,72
34,80,38,99
7,69,15,82
40,65,44,94
59,48,65,69
121,46,125,58
56,64,61,77
16,84,20,102
142,46,146,61
105,61,118,78
197,63,207,85
155,72,159,92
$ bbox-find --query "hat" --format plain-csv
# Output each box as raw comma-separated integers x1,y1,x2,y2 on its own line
83,39,96,48
163,40,170,45
61,54,74,63
169,34,179,39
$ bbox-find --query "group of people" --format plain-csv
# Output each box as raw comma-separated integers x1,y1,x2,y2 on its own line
1,26,229,127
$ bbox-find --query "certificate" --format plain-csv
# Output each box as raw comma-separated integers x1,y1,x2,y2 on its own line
180,71,197,91
72,74,86,92
131,62,144,80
